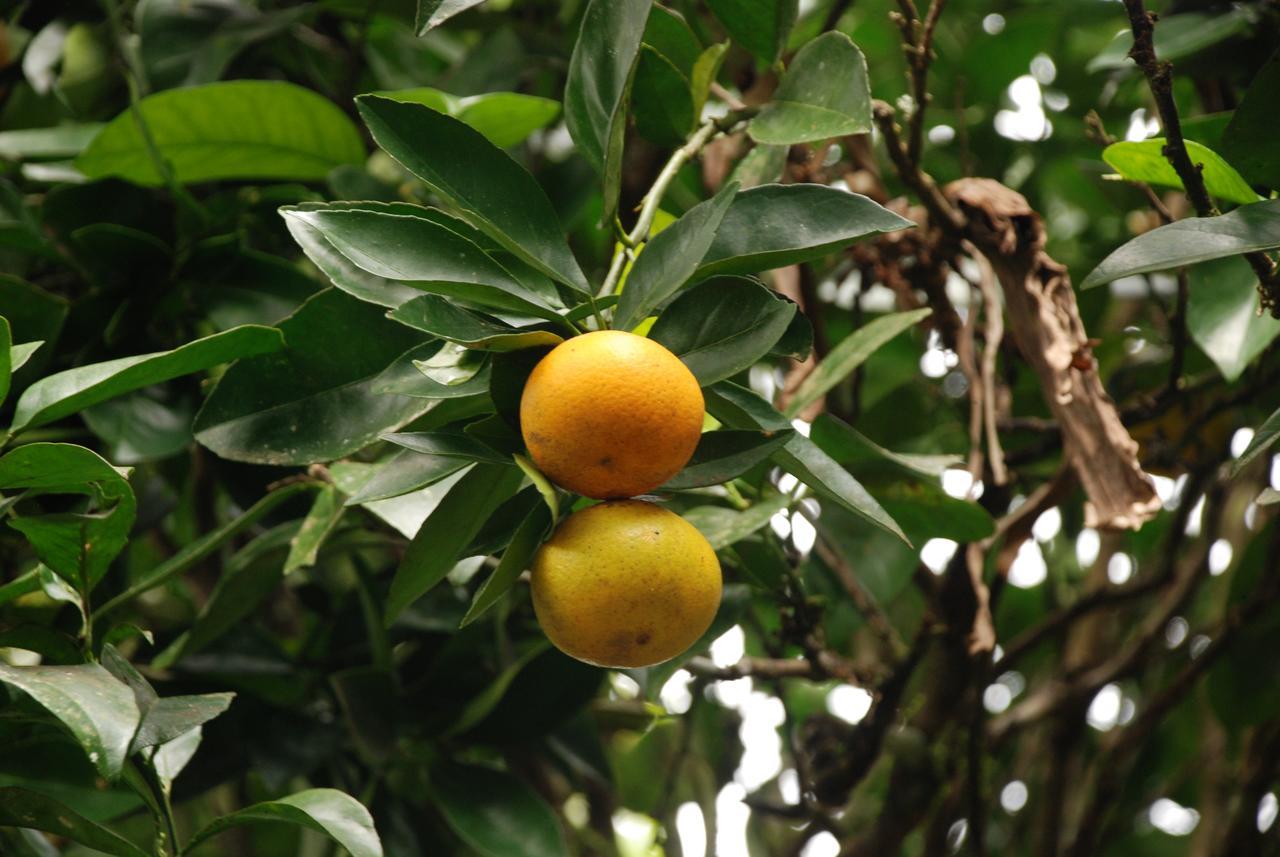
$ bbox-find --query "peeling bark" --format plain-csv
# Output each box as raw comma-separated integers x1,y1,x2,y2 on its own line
944,178,1160,530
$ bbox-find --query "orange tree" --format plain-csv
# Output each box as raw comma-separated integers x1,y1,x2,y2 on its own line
1,0,1278,855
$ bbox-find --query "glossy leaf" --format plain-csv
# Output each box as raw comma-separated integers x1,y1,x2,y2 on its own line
10,325,284,434
707,0,798,64
750,32,871,145
697,184,913,277
417,0,486,33
1186,256,1280,382
632,47,695,146
381,431,511,464
563,0,650,222
432,763,568,857
185,789,384,857
193,290,431,465
685,494,791,550
1103,139,1258,205
0,788,148,857
1081,199,1280,288
461,502,552,627
76,81,363,185
1232,406,1280,476
783,308,931,417
614,181,739,330
391,295,564,351
0,663,139,780
649,277,797,384
346,449,470,505
386,462,525,622
356,96,589,293
1221,49,1280,191
1088,8,1255,72
129,692,234,753
282,205,562,316
283,484,346,573
810,415,963,479
664,429,794,490
377,88,560,149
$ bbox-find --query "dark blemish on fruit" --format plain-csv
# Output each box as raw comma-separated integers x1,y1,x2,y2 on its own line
636,631,651,645
599,456,613,466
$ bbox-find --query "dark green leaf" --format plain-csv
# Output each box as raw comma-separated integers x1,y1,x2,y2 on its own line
706,0,798,64
184,789,384,857
0,788,148,857
441,642,549,737
563,0,649,221
697,184,913,277
0,316,10,408
355,96,589,293
0,663,139,780
416,0,487,34
1187,256,1280,382
1081,199,1280,288
1102,139,1258,205
1231,406,1280,476
810,415,963,478
1221,49,1280,191
461,502,551,627
783,308,930,417
690,42,729,120
391,295,564,350
375,343,493,400
193,290,432,465
872,479,995,544
632,47,695,147
614,181,738,331
10,325,284,434
381,431,511,464
386,462,525,622
345,449,470,505
82,390,194,465
662,430,793,489
750,32,871,145
1088,9,1255,72
76,81,364,185
432,763,568,857
685,494,791,550
375,88,560,149
649,277,797,384
129,692,234,754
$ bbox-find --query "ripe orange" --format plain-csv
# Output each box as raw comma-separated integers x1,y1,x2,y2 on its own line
519,330,703,499
530,500,722,668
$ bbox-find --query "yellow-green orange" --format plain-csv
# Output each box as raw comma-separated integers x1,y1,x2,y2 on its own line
519,330,703,499
530,500,721,668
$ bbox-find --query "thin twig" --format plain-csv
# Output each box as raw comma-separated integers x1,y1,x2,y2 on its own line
872,100,965,234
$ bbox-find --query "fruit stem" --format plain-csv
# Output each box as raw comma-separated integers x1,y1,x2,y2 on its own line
596,108,758,303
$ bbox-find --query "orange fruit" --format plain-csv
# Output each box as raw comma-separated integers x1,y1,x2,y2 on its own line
530,500,721,668
519,330,703,499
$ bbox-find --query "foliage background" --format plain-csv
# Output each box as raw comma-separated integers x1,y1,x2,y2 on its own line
0,0,1278,856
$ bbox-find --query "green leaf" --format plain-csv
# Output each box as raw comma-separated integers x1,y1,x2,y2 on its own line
643,5,702,74
707,0,797,64
9,342,42,374
871,479,995,544
82,390,194,465
76,81,363,185
461,502,552,627
703,383,906,543
10,325,284,434
432,763,568,857
1081,198,1280,289
1102,139,1258,205
377,345,493,399
614,182,739,331
376,88,560,149
809,415,963,479
632,47,695,147
514,454,560,521
184,789,383,857
749,32,871,145
783,308,930,418
563,0,651,223
1186,256,1280,382
1088,8,1255,72
441,642,549,737
649,277,797,385
386,462,525,622
285,206,563,319
355,96,589,293
381,431,511,464
150,726,203,789
129,692,234,754
193,290,432,465
1232,406,1280,476
283,484,346,574
0,788,148,857
685,494,791,550
0,663,139,780
0,316,10,409
0,124,103,160
729,143,788,189
697,184,913,277
416,0,486,34
1221,49,1280,191
663,430,793,490
690,43,729,121
345,449,470,505
391,295,564,351
282,202,424,310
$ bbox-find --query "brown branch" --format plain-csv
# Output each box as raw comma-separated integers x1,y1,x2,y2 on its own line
684,653,870,684
872,100,966,234
814,535,907,659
